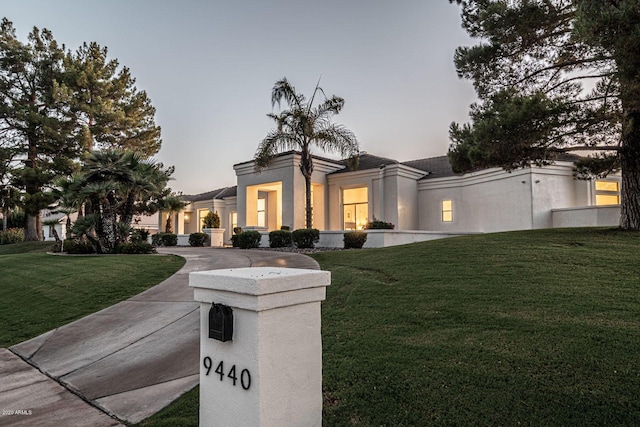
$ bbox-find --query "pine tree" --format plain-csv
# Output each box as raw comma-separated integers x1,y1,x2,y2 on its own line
0,18,79,240
65,42,162,157
449,0,640,230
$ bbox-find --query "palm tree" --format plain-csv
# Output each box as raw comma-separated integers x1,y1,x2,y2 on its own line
155,192,187,233
255,77,359,229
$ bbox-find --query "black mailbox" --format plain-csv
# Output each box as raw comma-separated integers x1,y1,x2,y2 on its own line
209,302,233,342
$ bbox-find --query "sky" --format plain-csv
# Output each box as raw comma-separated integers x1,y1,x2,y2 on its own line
2,0,478,195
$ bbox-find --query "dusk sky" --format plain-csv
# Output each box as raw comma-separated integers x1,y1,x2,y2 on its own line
2,0,477,195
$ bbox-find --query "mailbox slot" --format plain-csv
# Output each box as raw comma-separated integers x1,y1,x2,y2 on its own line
209,302,233,341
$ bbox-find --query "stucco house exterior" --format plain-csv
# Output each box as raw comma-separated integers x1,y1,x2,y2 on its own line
163,151,621,246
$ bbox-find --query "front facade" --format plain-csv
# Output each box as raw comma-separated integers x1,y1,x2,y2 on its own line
170,151,621,245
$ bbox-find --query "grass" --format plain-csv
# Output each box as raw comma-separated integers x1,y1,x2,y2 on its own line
137,227,640,426
0,241,185,347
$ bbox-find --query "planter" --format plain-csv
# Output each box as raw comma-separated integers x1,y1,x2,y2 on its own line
203,228,226,247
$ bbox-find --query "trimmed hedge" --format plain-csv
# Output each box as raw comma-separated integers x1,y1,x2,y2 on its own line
237,231,262,249
365,219,395,230
152,232,178,246
116,242,156,254
269,230,292,248
292,228,320,249
344,231,367,249
189,232,208,247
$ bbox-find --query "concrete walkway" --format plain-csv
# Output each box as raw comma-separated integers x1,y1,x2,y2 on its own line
1,248,319,426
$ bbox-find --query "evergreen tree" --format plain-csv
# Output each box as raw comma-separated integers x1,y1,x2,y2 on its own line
0,18,78,240
65,42,162,157
449,0,640,230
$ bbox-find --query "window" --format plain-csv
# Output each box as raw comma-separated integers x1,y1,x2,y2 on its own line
595,180,620,205
343,187,368,230
257,198,266,227
231,212,238,233
442,200,453,222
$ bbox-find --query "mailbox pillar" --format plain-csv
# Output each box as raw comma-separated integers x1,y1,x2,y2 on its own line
190,267,330,427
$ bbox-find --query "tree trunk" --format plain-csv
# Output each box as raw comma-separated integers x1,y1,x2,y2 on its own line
300,145,314,229
25,214,41,241
165,214,173,233
620,111,640,230
305,175,312,229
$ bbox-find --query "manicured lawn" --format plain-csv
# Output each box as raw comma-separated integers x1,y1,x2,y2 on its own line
138,228,640,426
0,242,185,347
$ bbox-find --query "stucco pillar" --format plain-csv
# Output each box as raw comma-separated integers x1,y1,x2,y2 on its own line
190,267,331,427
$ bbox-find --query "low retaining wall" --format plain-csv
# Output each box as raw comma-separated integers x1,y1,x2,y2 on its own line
256,229,476,249
551,205,620,228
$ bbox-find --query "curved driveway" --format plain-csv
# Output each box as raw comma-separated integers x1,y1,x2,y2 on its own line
4,248,319,426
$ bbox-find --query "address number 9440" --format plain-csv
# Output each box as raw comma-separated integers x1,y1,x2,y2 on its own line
203,357,251,390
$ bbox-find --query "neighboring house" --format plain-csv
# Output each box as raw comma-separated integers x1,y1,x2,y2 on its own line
166,151,621,246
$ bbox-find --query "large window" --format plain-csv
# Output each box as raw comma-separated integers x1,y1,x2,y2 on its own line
343,187,368,230
595,180,620,205
442,200,453,222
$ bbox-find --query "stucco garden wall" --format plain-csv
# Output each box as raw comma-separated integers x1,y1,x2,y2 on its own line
552,205,620,228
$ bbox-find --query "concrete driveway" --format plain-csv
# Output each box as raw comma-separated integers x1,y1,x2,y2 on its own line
1,248,319,426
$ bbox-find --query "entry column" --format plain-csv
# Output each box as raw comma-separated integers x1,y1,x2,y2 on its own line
190,267,331,427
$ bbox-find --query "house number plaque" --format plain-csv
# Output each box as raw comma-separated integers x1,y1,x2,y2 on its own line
203,356,251,390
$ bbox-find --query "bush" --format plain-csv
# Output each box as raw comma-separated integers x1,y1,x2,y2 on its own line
116,242,156,254
0,228,25,245
364,218,395,230
269,230,292,248
189,232,208,247
344,231,368,249
237,231,262,249
131,228,151,243
152,232,178,247
202,211,221,229
63,239,96,254
292,228,320,249
231,235,239,248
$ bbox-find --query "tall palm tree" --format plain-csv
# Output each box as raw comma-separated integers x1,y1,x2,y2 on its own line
255,77,359,229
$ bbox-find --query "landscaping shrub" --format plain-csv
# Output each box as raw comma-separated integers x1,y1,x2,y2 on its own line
202,211,220,229
0,228,25,245
189,232,208,247
237,231,262,249
364,218,395,230
292,228,320,249
63,239,96,254
269,230,292,248
344,231,367,249
116,242,156,254
231,235,239,248
131,228,151,243
152,232,178,247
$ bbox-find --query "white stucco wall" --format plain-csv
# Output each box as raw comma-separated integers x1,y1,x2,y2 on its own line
417,164,585,233
552,205,620,228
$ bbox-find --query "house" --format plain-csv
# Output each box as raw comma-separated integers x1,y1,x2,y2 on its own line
164,151,621,247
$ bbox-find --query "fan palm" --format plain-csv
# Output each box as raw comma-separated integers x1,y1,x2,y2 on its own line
255,77,359,229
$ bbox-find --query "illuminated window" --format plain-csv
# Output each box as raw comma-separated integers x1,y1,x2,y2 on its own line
442,200,453,222
257,198,266,227
595,180,620,205
343,187,368,230
231,212,238,233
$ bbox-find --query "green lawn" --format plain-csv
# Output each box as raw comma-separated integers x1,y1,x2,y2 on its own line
138,228,640,427
0,242,185,347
